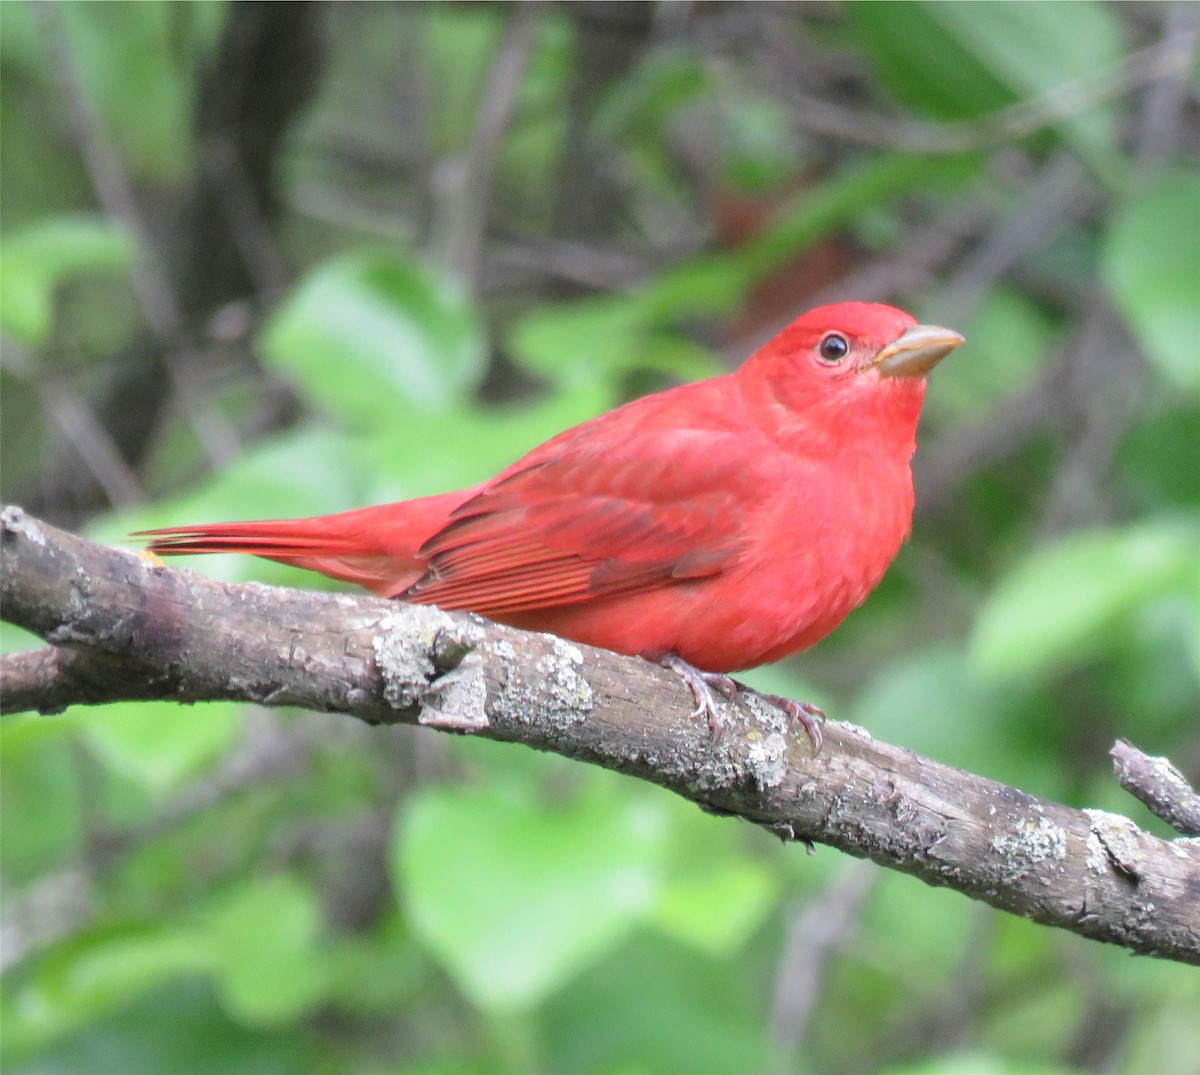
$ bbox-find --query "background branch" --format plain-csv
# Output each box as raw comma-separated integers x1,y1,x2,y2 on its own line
2,505,1197,966
1111,739,1200,837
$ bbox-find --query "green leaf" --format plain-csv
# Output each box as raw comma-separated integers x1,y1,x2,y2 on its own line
1103,172,1200,393
508,294,721,388
1185,560,1200,683
321,930,424,1012
639,255,750,322
260,249,486,426
852,2,1122,173
395,782,667,1011
863,870,974,987
2,984,311,1075
715,91,803,194
971,519,1200,682
0,717,82,881
926,1,1121,169
638,256,748,323
884,1051,1040,1075
12,925,206,1050
424,5,505,154
508,294,644,386
496,15,572,204
56,3,222,181
0,216,133,345
361,382,612,497
928,286,1055,420
851,4,1016,121
735,151,979,280
80,701,242,794
648,858,778,958
510,152,977,390
541,931,767,1075
853,646,1018,772
206,876,327,1025
593,53,709,147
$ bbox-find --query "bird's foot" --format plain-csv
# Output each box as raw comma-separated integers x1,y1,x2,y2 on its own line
660,654,738,741
755,692,826,754
658,656,826,753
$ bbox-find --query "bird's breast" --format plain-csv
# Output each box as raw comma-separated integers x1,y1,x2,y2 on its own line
502,453,915,673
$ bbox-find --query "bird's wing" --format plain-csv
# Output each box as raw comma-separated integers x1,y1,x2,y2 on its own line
402,418,763,615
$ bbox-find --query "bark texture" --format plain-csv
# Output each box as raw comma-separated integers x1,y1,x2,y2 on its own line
2,504,1198,965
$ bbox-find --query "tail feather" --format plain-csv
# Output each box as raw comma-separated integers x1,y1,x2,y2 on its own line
136,491,473,597
137,518,369,558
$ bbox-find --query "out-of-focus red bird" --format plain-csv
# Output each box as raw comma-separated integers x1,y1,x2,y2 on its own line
139,302,963,747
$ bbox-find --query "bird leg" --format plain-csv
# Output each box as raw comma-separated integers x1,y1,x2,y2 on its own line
659,654,738,741
659,655,826,752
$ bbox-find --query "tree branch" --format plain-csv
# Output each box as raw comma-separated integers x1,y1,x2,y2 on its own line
2,505,1197,965
1111,739,1200,837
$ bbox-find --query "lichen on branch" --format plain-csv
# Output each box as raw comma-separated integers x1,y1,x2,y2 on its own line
2,504,1198,965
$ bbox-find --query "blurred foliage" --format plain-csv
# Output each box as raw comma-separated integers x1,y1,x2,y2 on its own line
2,3,1199,1074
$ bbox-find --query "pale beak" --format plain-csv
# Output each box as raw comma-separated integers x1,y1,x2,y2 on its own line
873,324,965,379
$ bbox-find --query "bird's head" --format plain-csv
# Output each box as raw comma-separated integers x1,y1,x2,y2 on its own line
742,301,964,453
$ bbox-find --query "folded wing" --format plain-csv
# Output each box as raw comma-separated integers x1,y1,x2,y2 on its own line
404,424,760,615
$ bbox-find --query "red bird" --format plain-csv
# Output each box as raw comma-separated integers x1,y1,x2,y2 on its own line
140,302,963,747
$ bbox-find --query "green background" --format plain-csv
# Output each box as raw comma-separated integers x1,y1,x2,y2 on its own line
2,3,1198,1073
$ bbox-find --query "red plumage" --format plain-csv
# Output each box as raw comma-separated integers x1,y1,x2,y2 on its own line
139,302,963,674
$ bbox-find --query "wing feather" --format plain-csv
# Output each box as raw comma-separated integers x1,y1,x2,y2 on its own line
403,410,766,616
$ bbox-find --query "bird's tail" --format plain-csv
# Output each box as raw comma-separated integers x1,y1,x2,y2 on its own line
135,490,471,597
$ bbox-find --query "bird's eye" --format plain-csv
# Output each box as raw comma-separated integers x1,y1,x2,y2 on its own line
817,333,850,363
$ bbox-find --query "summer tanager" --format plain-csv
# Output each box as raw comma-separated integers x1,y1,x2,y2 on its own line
139,301,963,747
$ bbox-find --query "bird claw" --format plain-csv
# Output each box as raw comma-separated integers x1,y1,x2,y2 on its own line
660,654,737,741
758,692,826,754
659,657,826,753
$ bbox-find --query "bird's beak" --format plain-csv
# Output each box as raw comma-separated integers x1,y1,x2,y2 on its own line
873,324,965,379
